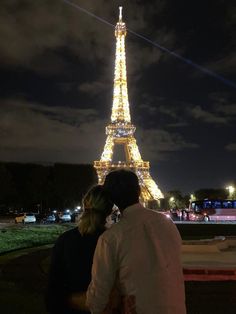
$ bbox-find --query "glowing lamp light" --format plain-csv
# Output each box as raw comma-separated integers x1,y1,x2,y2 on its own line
226,185,235,194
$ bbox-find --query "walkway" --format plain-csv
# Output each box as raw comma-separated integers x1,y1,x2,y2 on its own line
0,240,236,313
182,236,236,281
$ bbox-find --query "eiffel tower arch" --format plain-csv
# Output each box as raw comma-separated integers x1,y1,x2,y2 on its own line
94,7,163,207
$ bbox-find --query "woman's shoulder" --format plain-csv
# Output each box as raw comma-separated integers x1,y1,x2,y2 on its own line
58,227,104,242
56,227,81,243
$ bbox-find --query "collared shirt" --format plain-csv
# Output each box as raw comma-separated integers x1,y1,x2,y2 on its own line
87,203,186,314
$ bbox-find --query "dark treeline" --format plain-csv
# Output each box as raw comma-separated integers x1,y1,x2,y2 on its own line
0,161,233,213
0,162,97,213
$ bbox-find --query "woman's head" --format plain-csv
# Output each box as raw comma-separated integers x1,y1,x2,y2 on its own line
78,185,113,235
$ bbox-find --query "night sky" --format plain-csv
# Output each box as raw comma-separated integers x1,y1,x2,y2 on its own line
0,0,235,194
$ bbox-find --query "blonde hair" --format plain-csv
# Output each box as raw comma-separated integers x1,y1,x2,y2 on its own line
78,185,113,235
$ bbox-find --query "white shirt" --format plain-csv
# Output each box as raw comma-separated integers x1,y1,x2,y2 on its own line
87,203,186,314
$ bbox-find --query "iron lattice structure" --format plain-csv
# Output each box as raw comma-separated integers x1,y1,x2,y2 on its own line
94,7,163,206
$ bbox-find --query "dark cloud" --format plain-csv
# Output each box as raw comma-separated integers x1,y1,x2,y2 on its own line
0,0,68,65
214,103,236,117
79,80,109,95
137,99,232,126
0,99,105,163
0,97,199,165
187,105,228,124
225,143,236,151
0,0,174,73
137,128,198,162
206,53,236,75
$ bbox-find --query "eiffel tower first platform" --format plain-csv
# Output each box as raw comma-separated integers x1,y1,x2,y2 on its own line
94,7,163,206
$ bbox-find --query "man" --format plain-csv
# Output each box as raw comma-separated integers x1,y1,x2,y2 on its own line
87,169,186,314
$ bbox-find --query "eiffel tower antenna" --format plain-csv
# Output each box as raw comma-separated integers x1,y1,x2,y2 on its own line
119,6,122,21
94,7,163,206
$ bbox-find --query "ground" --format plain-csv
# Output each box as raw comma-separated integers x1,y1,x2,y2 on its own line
0,247,236,314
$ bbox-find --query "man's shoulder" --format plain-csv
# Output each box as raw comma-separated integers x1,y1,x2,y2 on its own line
141,208,179,232
99,220,124,244
146,208,171,220
137,207,169,222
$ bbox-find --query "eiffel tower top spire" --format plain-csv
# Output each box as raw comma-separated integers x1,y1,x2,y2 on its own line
119,6,123,21
111,6,131,123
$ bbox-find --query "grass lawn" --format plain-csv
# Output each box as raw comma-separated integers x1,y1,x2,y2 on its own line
1,221,236,255
0,224,75,254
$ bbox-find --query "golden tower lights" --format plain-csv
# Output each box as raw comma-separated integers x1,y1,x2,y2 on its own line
94,7,163,206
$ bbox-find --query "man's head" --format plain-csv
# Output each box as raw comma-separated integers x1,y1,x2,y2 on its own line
103,169,141,211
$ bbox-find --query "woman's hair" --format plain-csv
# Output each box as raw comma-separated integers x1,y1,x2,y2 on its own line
78,185,113,235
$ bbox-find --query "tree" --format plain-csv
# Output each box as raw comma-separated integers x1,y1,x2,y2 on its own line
166,190,187,209
0,163,16,209
194,188,228,200
1,162,97,211
52,163,97,209
26,165,52,212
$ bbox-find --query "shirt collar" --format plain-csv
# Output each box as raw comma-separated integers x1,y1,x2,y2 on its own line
122,203,144,218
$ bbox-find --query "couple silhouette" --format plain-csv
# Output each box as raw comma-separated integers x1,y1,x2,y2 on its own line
46,169,186,314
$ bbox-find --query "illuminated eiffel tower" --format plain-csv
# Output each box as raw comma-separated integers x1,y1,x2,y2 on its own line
94,7,163,206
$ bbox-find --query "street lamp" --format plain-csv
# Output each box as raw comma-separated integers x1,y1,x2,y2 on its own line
226,185,235,199
169,197,175,209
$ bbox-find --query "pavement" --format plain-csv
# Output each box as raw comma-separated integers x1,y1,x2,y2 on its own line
1,237,236,281
1,240,236,314
181,236,236,281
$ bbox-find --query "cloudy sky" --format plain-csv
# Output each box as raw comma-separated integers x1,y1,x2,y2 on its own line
0,0,235,194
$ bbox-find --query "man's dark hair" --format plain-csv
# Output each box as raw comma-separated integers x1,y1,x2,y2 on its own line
103,169,140,210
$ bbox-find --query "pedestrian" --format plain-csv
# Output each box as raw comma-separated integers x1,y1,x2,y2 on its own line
87,169,186,314
45,185,113,314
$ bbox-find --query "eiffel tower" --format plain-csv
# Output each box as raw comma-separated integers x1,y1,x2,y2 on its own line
94,7,163,206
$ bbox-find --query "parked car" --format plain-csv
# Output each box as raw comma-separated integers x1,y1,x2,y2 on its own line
23,213,36,224
15,213,36,224
44,214,56,224
71,212,79,223
15,213,25,223
60,212,71,223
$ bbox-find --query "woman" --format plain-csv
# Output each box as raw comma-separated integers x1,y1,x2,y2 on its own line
45,185,113,314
